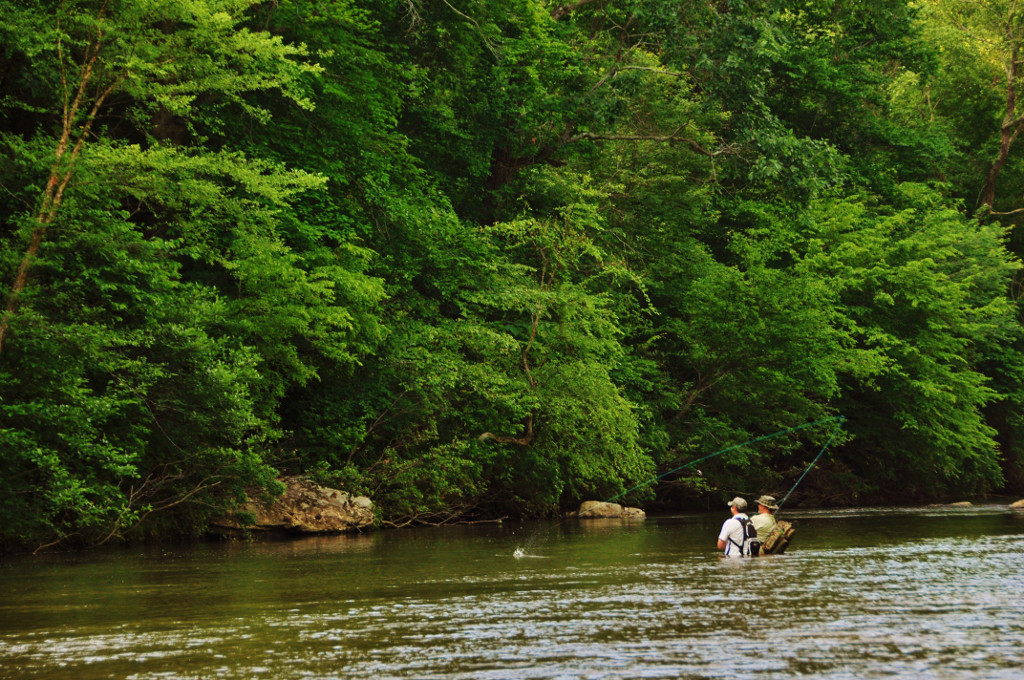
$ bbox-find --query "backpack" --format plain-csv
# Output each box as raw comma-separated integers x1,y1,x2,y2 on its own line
760,520,795,555
729,516,761,557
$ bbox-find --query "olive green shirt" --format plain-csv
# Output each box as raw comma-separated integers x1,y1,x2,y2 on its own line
751,512,777,541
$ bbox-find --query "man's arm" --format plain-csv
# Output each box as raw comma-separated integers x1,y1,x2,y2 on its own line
716,518,735,550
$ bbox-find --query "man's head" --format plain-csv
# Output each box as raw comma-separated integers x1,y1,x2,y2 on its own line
756,495,779,512
727,497,747,514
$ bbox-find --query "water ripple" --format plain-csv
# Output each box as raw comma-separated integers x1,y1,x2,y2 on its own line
2,512,1023,678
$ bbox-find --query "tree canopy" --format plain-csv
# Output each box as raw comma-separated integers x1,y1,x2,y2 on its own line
2,0,1023,551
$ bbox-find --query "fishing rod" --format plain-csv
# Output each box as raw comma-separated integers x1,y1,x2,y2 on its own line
775,416,845,513
513,415,846,555
738,416,846,556
602,415,847,508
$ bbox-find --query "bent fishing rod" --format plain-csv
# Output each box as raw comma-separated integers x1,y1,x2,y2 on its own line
774,416,845,513
513,415,846,555
602,415,847,509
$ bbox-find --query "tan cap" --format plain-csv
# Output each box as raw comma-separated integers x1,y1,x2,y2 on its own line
727,497,748,511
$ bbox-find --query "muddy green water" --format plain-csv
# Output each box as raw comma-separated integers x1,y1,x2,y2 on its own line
2,505,1023,679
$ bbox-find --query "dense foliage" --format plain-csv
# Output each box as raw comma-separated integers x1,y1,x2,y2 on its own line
2,0,1023,551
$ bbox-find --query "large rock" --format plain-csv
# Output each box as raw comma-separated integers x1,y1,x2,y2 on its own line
210,476,374,535
575,500,646,520
1010,499,1024,509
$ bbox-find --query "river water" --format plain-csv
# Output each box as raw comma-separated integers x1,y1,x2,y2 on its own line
2,504,1023,679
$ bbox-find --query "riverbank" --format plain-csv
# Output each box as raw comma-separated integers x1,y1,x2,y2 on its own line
6,490,1024,560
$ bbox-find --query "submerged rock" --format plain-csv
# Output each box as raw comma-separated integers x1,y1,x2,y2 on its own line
575,500,646,520
210,476,374,536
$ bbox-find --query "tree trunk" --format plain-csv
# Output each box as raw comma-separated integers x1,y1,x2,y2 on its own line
0,30,115,357
981,43,1023,209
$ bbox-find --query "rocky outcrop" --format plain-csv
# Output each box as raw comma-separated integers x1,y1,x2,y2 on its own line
575,500,646,520
210,476,374,536
1010,499,1024,509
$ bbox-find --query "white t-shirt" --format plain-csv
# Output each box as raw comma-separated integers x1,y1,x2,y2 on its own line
718,513,750,557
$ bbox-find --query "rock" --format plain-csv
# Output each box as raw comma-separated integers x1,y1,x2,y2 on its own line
1010,499,1024,509
576,500,646,520
210,476,374,536
947,501,973,507
621,506,646,520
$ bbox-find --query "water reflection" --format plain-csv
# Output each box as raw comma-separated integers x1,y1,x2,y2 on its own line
222,531,379,557
2,507,1024,679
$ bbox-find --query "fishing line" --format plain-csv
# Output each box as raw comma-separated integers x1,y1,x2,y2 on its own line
604,415,846,507
776,416,845,512
513,415,846,556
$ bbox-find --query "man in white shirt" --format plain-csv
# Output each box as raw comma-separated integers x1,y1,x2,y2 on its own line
716,497,750,557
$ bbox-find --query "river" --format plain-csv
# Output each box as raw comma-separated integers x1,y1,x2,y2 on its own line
2,504,1023,679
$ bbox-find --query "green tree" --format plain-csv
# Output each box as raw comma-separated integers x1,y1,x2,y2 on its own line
0,0,379,549
889,0,1024,492
803,185,1020,500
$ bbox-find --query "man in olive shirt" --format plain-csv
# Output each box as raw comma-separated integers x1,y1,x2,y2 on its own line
751,494,778,541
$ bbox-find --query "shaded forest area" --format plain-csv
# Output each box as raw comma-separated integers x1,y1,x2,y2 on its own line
3,0,1024,552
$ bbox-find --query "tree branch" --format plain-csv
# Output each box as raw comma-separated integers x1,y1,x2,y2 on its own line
478,413,535,446
985,206,1024,215
616,65,689,78
0,3,118,356
551,0,602,21
568,129,732,157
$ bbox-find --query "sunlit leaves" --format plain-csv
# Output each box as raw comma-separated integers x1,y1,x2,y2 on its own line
801,185,1020,496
